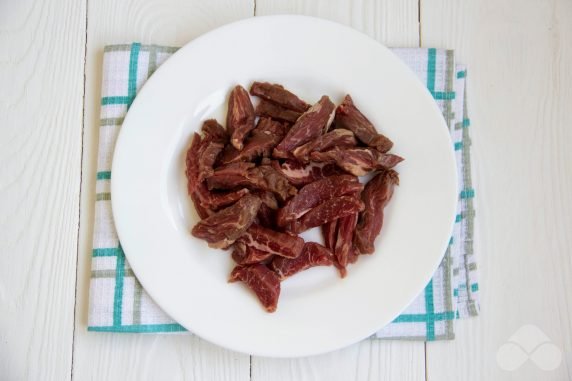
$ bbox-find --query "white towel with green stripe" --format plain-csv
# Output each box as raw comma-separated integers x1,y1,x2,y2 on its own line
88,43,479,339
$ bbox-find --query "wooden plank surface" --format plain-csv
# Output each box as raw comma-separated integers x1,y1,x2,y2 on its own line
422,0,572,380
0,0,86,380
71,0,253,380
252,2,425,380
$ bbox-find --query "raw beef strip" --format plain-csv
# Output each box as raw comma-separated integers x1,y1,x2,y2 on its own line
253,191,279,228
335,94,393,152
232,240,273,265
218,118,287,164
334,212,359,269
255,99,302,123
271,242,334,280
321,220,338,250
198,187,250,211
250,82,310,112
293,196,365,233
272,160,345,187
190,191,212,219
207,163,296,202
310,147,403,177
201,119,228,143
256,165,298,202
186,133,202,193
240,224,305,259
226,85,255,150
229,264,281,312
191,194,261,249
197,140,224,183
276,175,363,227
354,170,399,254
273,96,336,159
292,129,357,162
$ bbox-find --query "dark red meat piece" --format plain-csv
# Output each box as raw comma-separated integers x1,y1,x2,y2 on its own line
201,119,228,143
255,99,302,123
334,212,359,269
273,96,336,159
293,196,365,233
255,165,298,202
232,240,274,265
250,82,310,113
229,264,281,312
272,160,345,187
310,147,403,177
335,94,394,152
253,191,279,228
226,85,255,150
218,118,287,164
276,175,363,227
321,220,338,250
354,170,399,254
207,162,296,202
197,141,224,183
271,242,333,280
191,194,261,249
292,129,357,162
198,187,250,211
240,224,305,259
190,191,212,219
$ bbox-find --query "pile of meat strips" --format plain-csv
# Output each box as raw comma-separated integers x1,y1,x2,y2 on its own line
186,82,403,312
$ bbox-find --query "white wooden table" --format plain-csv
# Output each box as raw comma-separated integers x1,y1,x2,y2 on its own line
1,0,571,380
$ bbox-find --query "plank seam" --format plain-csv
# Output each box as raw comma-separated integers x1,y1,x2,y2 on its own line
71,0,89,378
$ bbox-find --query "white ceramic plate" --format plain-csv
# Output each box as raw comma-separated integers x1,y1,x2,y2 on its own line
112,15,457,357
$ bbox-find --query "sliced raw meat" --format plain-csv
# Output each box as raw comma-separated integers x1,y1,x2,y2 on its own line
273,96,336,159
198,187,250,210
334,212,359,269
256,165,298,202
206,162,258,190
226,85,255,150
354,170,399,254
253,191,279,228
191,194,261,249
201,119,228,143
271,242,334,280
272,160,345,187
250,82,310,112
197,140,224,183
185,133,202,194
255,99,302,123
240,224,305,259
321,219,338,250
190,191,212,219
276,175,363,227
293,196,365,233
310,147,403,177
232,240,273,265
292,129,357,162
229,264,280,312
207,163,296,202
218,118,286,164
335,94,393,152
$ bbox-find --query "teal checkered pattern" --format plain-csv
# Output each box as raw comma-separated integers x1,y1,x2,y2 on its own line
88,44,479,339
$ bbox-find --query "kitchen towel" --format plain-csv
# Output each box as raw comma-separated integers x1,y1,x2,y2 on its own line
88,43,479,340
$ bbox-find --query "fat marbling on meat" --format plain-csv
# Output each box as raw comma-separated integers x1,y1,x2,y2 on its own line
255,99,302,123
271,242,334,280
292,195,365,233
226,85,255,150
292,129,357,162
273,96,336,159
191,194,261,249
272,160,345,187
276,175,363,227
240,223,305,259
229,264,281,313
310,147,403,177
